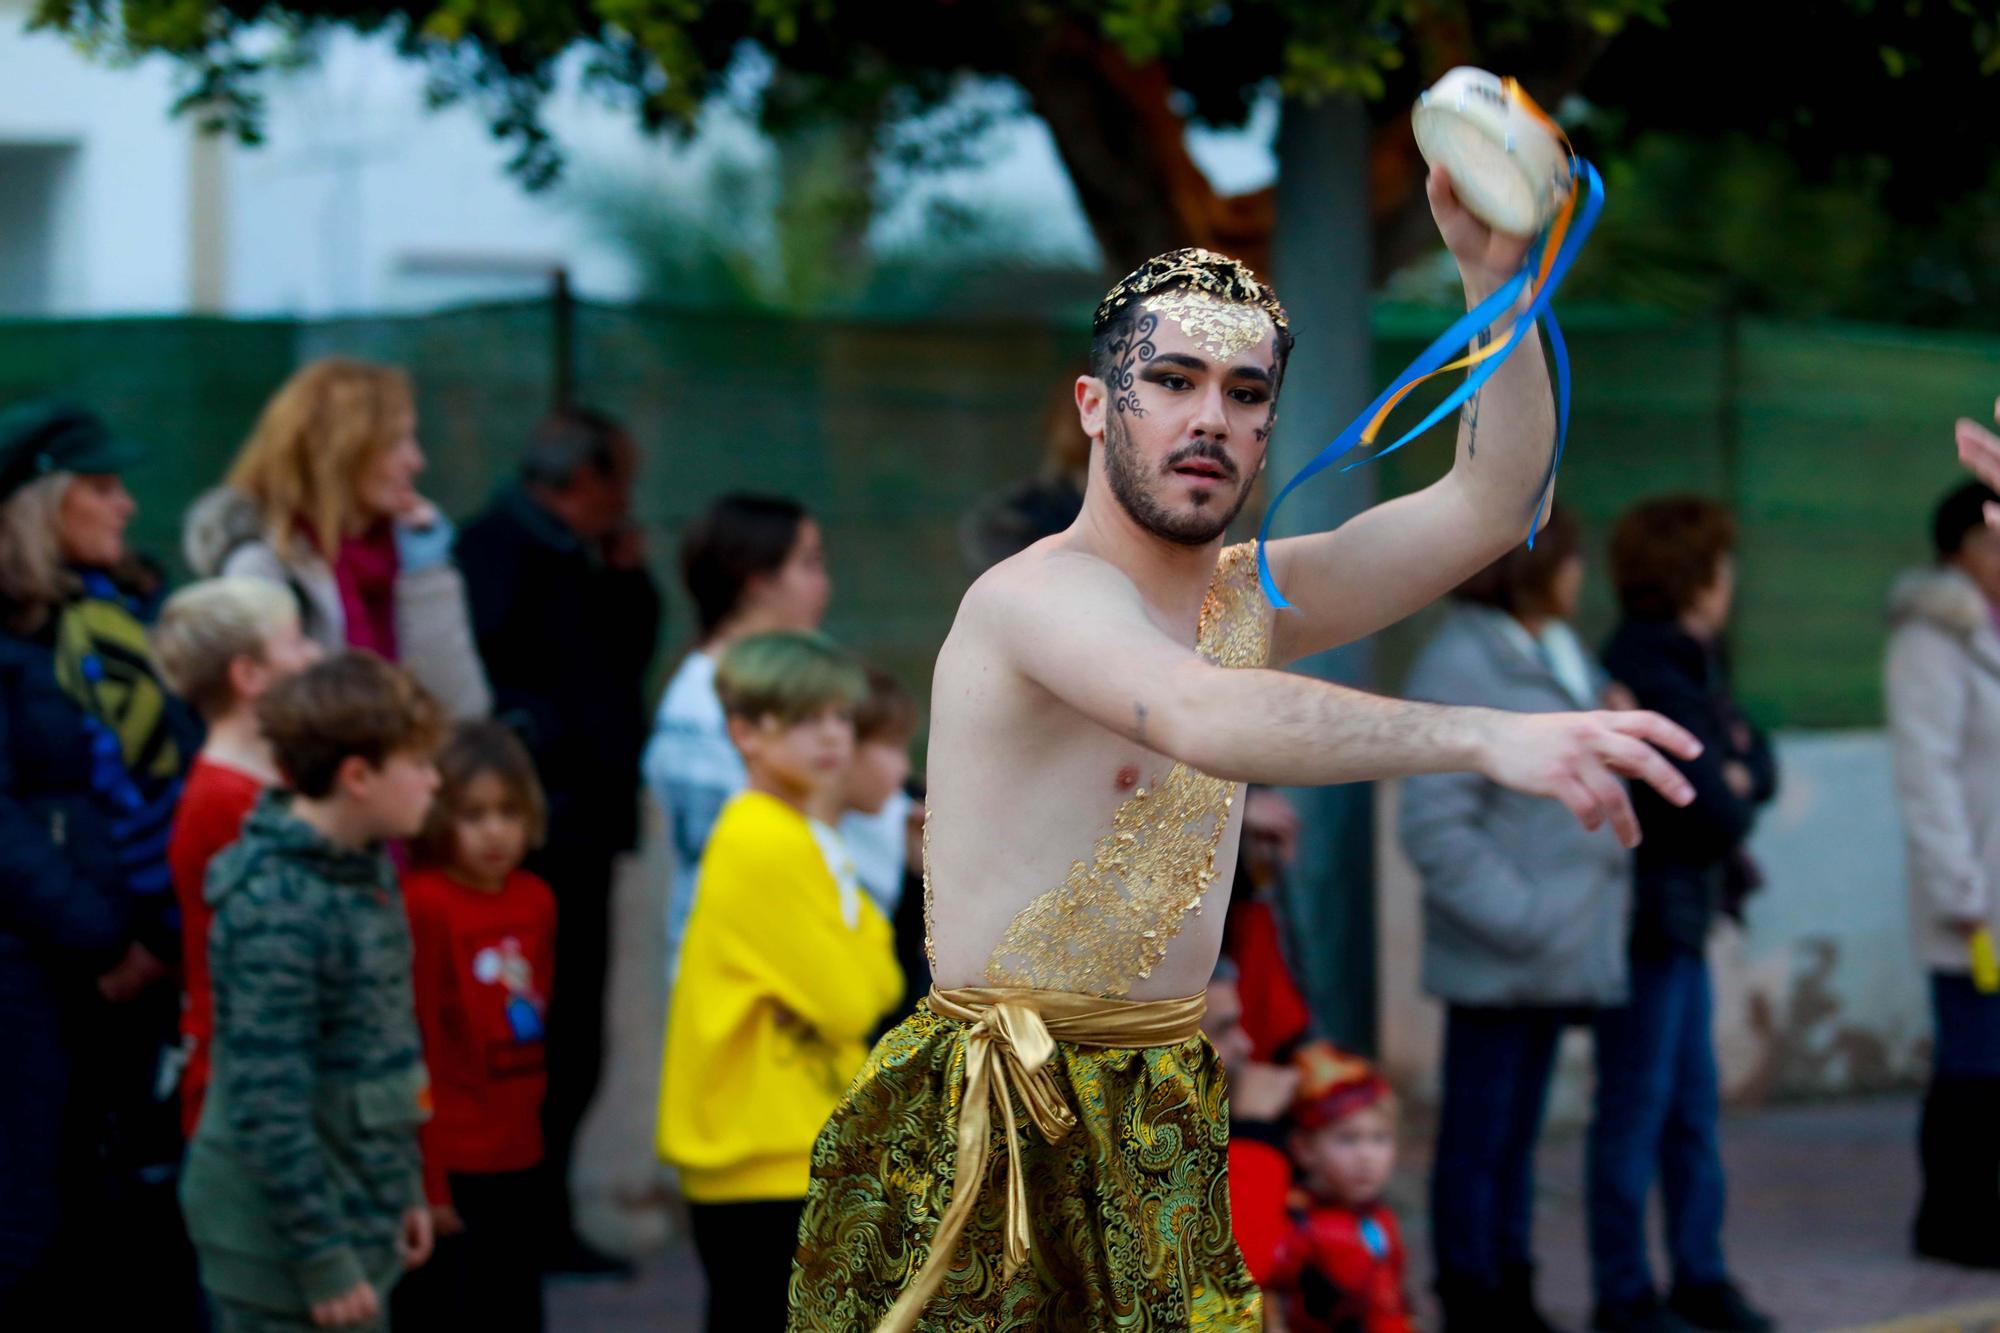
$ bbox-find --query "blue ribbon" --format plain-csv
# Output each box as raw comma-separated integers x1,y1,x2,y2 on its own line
1255,159,1606,609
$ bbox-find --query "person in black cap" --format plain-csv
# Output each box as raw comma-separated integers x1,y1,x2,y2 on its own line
0,400,203,1328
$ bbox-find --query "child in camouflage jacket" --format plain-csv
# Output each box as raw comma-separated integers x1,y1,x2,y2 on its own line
180,653,445,1332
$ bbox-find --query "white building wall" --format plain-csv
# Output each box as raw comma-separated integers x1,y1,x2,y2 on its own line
0,0,193,314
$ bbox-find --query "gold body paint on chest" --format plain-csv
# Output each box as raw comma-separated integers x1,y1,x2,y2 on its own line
951,543,1273,998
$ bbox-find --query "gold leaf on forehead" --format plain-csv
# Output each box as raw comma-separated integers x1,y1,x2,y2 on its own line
1147,289,1275,362
1093,246,1290,340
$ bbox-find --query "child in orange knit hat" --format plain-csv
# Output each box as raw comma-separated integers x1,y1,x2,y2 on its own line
1266,1041,1416,1333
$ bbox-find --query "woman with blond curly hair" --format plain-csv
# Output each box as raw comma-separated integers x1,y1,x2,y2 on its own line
184,358,489,718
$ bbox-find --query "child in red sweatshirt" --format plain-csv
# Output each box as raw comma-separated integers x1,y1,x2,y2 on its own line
393,720,557,1333
153,576,323,1135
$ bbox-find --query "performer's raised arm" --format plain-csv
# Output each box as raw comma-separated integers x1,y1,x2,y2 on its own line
976,549,1699,848
1265,165,1558,666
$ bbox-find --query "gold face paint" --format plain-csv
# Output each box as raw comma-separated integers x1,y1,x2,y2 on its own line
1093,246,1290,346
1144,288,1275,363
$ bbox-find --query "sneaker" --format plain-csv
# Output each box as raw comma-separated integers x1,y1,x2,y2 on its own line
541,1235,636,1281
1435,1274,1501,1333
1499,1266,1569,1333
1592,1293,1692,1333
1667,1280,1775,1333
1914,1224,2000,1270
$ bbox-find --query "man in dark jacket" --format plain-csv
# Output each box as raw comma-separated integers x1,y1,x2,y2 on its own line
455,406,662,1274
1589,496,1777,1333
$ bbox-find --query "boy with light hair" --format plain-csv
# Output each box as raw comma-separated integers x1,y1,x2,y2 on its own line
154,576,321,1134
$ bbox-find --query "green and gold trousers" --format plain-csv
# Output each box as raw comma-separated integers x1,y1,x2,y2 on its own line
788,986,1261,1332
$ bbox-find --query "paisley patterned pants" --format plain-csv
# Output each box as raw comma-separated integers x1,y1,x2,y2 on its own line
788,1002,1260,1331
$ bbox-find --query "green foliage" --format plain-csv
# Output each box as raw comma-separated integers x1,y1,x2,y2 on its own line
577,132,1101,318
29,0,1663,187
1555,135,2000,329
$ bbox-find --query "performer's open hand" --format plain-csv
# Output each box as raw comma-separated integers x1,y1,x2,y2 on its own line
1427,165,1533,297
1956,396,2000,526
1481,710,1701,849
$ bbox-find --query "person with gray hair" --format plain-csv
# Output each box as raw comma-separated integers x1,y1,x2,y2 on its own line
454,404,662,1276
0,401,202,1326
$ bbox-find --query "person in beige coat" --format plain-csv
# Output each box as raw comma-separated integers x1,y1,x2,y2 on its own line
183,359,490,721
1886,479,2000,1269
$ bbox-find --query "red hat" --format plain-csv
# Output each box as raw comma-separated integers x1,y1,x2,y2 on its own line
1290,1040,1391,1130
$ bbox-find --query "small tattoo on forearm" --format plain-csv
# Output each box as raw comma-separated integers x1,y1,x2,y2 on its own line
1463,329,1492,456
1134,702,1149,745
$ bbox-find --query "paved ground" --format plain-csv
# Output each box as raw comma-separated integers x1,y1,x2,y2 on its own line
550,1093,2000,1332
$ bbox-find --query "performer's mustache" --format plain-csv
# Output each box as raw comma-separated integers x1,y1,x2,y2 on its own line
1160,441,1239,481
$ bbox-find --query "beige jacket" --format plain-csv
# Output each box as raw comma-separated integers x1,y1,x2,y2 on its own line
184,487,491,720
1886,565,2000,971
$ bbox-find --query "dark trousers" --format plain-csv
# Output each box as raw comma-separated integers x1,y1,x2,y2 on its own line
0,980,67,1311
5,983,203,1330
1587,950,1728,1308
687,1198,806,1333
1915,973,2000,1247
392,1168,545,1332
1431,1005,1567,1292
530,843,614,1248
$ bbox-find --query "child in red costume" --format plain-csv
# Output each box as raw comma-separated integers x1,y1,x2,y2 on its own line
1269,1042,1415,1333
393,721,557,1333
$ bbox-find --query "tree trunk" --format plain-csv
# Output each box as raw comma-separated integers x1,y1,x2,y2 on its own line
1016,24,1606,283
1264,95,1381,1053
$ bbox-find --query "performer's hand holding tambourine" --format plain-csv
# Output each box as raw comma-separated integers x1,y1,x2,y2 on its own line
1256,65,1604,602
1412,66,1574,239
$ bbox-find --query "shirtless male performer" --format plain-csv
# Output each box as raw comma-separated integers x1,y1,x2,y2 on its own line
787,169,1701,1333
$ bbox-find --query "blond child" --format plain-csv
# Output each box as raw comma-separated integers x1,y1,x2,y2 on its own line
153,576,322,1136
657,631,904,1333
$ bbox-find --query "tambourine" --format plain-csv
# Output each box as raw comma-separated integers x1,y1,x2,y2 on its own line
1412,67,1573,238
1256,67,1606,608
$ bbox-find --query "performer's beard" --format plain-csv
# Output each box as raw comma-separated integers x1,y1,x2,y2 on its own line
1102,409,1255,547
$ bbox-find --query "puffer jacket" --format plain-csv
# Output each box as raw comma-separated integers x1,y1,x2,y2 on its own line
179,792,429,1312
1886,565,2000,971
183,486,489,718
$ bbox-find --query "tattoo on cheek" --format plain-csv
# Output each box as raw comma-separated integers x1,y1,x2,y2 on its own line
1254,361,1281,443
1109,314,1159,418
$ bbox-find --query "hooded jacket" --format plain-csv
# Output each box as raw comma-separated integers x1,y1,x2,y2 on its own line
1885,565,2000,971
183,486,490,719
179,792,428,1312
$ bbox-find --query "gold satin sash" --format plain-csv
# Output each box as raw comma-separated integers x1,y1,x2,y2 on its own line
874,985,1208,1333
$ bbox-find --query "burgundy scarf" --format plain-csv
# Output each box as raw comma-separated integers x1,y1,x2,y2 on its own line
333,523,400,660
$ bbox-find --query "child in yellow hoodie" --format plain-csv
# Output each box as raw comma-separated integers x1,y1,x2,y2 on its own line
657,631,904,1331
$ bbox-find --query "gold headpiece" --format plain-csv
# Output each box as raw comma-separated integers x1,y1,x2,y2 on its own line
1092,247,1291,351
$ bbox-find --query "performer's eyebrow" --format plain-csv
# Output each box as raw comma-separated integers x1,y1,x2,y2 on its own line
1146,352,1209,373
1229,364,1275,387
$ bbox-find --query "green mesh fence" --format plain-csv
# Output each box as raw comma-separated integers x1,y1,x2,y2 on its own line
0,300,1989,729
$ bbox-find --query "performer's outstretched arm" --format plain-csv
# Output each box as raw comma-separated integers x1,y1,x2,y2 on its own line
1265,167,1557,666
981,552,1697,848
